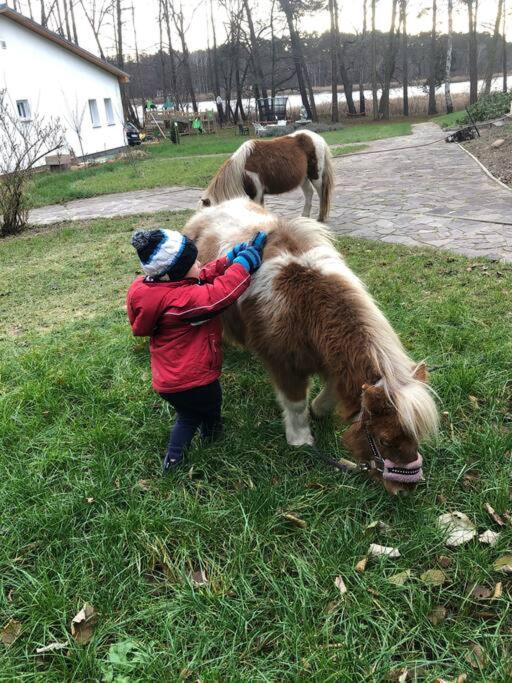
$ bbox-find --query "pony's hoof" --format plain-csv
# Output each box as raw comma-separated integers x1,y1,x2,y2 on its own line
286,432,314,447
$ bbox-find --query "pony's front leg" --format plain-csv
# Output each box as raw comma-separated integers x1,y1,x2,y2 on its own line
301,179,314,217
273,375,313,446
310,378,339,418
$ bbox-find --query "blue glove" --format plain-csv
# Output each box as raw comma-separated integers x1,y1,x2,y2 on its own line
226,241,248,263
233,246,262,273
250,231,267,253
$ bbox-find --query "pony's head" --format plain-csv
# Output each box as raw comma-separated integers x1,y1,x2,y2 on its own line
343,364,438,495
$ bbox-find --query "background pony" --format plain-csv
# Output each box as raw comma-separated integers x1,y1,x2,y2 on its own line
199,130,334,223
184,199,438,494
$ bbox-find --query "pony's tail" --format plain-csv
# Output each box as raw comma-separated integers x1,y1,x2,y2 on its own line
319,144,333,223
208,141,254,203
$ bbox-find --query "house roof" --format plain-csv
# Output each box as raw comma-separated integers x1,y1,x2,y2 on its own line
0,4,130,83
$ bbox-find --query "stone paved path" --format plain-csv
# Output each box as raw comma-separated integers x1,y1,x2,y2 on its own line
30,122,512,261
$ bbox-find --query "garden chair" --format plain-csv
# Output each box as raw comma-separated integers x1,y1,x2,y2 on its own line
238,123,250,136
252,122,266,137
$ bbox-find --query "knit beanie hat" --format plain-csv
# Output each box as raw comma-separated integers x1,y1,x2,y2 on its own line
131,229,198,280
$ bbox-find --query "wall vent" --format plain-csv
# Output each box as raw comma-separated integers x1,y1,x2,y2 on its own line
0,41,6,49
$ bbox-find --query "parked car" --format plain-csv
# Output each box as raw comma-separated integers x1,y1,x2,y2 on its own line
124,122,142,146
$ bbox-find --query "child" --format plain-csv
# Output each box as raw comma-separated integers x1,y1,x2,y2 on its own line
127,227,266,473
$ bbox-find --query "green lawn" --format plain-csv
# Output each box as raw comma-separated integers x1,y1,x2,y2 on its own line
27,120,412,209
1,212,511,680
433,110,468,129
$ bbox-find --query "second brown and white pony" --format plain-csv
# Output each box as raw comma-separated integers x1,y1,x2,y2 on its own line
199,130,334,223
184,199,438,494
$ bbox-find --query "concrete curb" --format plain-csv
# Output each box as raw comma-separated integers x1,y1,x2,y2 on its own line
457,142,512,195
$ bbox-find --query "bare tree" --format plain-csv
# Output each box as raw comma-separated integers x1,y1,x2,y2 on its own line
484,0,504,94
401,0,408,116
63,94,87,158
503,0,507,92
161,0,180,107
444,0,454,113
428,0,437,114
358,0,367,115
0,93,64,236
465,0,478,104
378,0,399,119
333,0,357,115
78,0,112,60
371,0,378,119
169,1,198,113
328,0,338,122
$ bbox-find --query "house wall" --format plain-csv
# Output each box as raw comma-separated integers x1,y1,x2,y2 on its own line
0,15,126,166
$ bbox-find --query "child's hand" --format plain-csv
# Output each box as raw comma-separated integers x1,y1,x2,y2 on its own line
250,231,267,253
233,246,262,274
226,242,248,263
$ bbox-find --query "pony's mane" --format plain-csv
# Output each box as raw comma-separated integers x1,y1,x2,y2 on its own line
353,289,439,440
205,142,255,203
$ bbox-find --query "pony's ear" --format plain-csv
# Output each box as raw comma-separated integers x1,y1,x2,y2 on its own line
361,384,392,415
201,198,211,207
413,362,428,383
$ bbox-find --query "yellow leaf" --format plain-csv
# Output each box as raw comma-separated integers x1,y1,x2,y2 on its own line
493,555,512,573
1,619,22,647
282,512,307,529
420,569,446,586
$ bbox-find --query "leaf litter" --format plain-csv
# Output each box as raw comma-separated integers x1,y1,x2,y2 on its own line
70,603,97,645
437,512,477,547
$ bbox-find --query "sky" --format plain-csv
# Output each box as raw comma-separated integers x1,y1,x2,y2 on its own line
10,0,506,60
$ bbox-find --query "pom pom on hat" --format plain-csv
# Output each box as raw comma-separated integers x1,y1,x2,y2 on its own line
131,228,198,280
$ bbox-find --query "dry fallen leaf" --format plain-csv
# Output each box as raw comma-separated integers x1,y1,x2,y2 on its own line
35,642,68,654
366,520,391,534
485,503,505,527
355,557,368,573
420,569,446,586
428,605,447,625
464,642,488,670
437,555,453,569
387,570,412,586
438,512,477,547
1,619,22,647
468,395,479,409
190,569,208,586
281,512,307,529
462,468,480,490
493,555,512,573
478,529,500,546
70,603,97,645
468,584,492,600
368,543,400,558
137,479,151,492
493,582,503,599
85,497,94,504
334,576,347,598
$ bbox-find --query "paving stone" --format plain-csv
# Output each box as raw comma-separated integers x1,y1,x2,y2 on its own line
29,122,512,262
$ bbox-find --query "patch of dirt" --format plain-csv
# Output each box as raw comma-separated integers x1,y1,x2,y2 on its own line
463,121,512,187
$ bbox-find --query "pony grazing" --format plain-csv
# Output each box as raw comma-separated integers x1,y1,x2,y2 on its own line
199,130,334,223
184,199,438,495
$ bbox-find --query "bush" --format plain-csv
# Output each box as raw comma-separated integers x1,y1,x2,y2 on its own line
458,90,512,125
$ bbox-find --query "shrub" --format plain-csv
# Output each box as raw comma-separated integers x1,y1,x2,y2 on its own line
458,90,512,125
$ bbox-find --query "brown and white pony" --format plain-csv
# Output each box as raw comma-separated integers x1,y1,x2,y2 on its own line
199,130,334,223
184,199,438,494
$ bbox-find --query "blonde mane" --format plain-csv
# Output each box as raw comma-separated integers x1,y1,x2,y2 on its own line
204,141,255,203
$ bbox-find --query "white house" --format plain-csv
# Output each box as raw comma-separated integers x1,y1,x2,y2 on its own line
0,4,130,164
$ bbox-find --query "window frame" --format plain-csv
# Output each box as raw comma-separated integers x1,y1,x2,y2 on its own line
88,98,101,128
103,97,115,126
16,99,31,121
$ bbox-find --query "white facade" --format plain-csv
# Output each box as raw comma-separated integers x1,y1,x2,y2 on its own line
0,11,127,165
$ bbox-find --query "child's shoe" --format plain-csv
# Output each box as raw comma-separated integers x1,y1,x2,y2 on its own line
163,451,184,474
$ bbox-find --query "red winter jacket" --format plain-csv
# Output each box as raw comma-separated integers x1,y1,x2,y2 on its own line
127,257,250,393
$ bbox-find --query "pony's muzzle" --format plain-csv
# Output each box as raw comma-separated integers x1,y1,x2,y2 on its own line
382,453,423,484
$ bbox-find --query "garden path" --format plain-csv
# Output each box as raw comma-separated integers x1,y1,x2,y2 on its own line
30,123,512,261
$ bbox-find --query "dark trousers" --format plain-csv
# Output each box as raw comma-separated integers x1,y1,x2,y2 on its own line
159,380,222,469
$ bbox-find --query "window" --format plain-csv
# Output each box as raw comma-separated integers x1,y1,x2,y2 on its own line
104,98,115,125
88,99,101,127
16,99,31,121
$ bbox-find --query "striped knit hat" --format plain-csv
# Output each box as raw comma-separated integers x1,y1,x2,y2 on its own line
131,229,198,281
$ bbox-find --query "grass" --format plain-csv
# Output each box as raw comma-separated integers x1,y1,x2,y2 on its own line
433,110,467,129
27,120,412,209
1,212,511,681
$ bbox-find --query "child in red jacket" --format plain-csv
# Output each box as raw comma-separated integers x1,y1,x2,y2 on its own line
127,227,266,473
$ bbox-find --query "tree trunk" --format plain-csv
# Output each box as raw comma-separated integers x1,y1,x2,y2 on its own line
172,5,197,113
379,0,399,119
162,0,180,107
334,0,357,114
359,0,367,114
401,0,408,116
69,0,79,43
62,0,72,42
503,0,508,92
131,0,143,125
371,0,378,119
210,0,221,98
484,0,504,94
279,0,317,121
444,0,453,113
329,0,338,122
428,0,437,114
468,0,478,104
40,0,46,26
243,0,270,120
